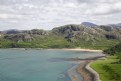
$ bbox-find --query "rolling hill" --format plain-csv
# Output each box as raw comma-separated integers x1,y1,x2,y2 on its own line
0,22,121,49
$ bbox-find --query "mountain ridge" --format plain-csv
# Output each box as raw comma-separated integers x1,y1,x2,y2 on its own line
81,22,97,27
0,22,121,49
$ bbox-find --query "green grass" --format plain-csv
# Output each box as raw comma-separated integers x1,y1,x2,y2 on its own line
90,56,121,81
0,34,120,50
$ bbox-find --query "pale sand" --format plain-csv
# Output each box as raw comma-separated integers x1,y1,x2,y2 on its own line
62,48,102,52
4,48,102,52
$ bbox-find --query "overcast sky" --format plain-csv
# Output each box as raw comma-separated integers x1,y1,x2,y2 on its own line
0,0,121,30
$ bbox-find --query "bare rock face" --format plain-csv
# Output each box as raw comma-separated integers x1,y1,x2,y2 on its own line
52,24,81,34
27,29,48,35
52,24,121,41
3,34,33,42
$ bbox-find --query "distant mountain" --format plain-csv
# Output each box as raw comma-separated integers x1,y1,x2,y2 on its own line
116,23,121,26
81,22,97,27
108,23,121,28
2,29,22,34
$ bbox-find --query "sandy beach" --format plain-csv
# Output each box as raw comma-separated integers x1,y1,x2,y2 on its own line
62,48,102,52
3,48,102,53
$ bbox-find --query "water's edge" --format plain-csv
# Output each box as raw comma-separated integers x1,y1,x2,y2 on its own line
0,49,103,81
68,63,83,81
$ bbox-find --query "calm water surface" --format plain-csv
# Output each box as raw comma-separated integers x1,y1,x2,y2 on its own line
0,49,103,81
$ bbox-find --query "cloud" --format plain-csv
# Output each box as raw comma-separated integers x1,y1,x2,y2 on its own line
0,0,121,30
84,2,121,15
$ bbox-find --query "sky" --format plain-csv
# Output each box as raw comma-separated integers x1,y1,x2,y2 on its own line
0,0,121,30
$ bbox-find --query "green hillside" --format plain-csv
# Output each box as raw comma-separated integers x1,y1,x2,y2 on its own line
0,24,121,49
104,43,121,55
104,43,121,62
91,42,121,81
91,56,121,81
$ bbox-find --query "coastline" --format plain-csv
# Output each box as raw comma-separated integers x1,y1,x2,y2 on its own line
61,48,102,52
68,64,83,81
0,48,103,81
75,57,105,81
77,61,94,81
86,62,102,81
0,48,102,52
69,56,105,81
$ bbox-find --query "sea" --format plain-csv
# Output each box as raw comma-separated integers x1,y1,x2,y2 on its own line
0,49,103,81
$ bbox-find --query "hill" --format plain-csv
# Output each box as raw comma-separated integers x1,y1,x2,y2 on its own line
81,22,97,27
0,23,121,49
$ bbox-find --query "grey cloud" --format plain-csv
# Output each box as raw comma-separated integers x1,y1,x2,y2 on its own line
0,0,121,30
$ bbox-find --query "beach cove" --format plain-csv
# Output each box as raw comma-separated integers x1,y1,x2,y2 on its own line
0,49,104,81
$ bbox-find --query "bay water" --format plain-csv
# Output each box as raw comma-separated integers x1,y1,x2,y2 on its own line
0,49,103,81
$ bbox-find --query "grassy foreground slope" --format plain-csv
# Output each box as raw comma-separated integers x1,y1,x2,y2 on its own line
91,56,121,81
91,43,121,81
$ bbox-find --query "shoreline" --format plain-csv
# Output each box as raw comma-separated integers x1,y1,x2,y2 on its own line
86,62,102,81
0,48,102,52
61,48,102,52
68,56,105,81
68,64,83,81
77,61,93,81
0,48,103,81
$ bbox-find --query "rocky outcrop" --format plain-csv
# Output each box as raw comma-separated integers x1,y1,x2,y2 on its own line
52,24,81,35
52,24,121,42
27,29,48,35
4,34,32,42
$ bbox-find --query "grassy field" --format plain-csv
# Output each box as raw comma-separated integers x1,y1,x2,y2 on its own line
90,56,121,81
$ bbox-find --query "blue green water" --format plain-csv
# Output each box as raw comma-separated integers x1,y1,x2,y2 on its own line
0,49,103,81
